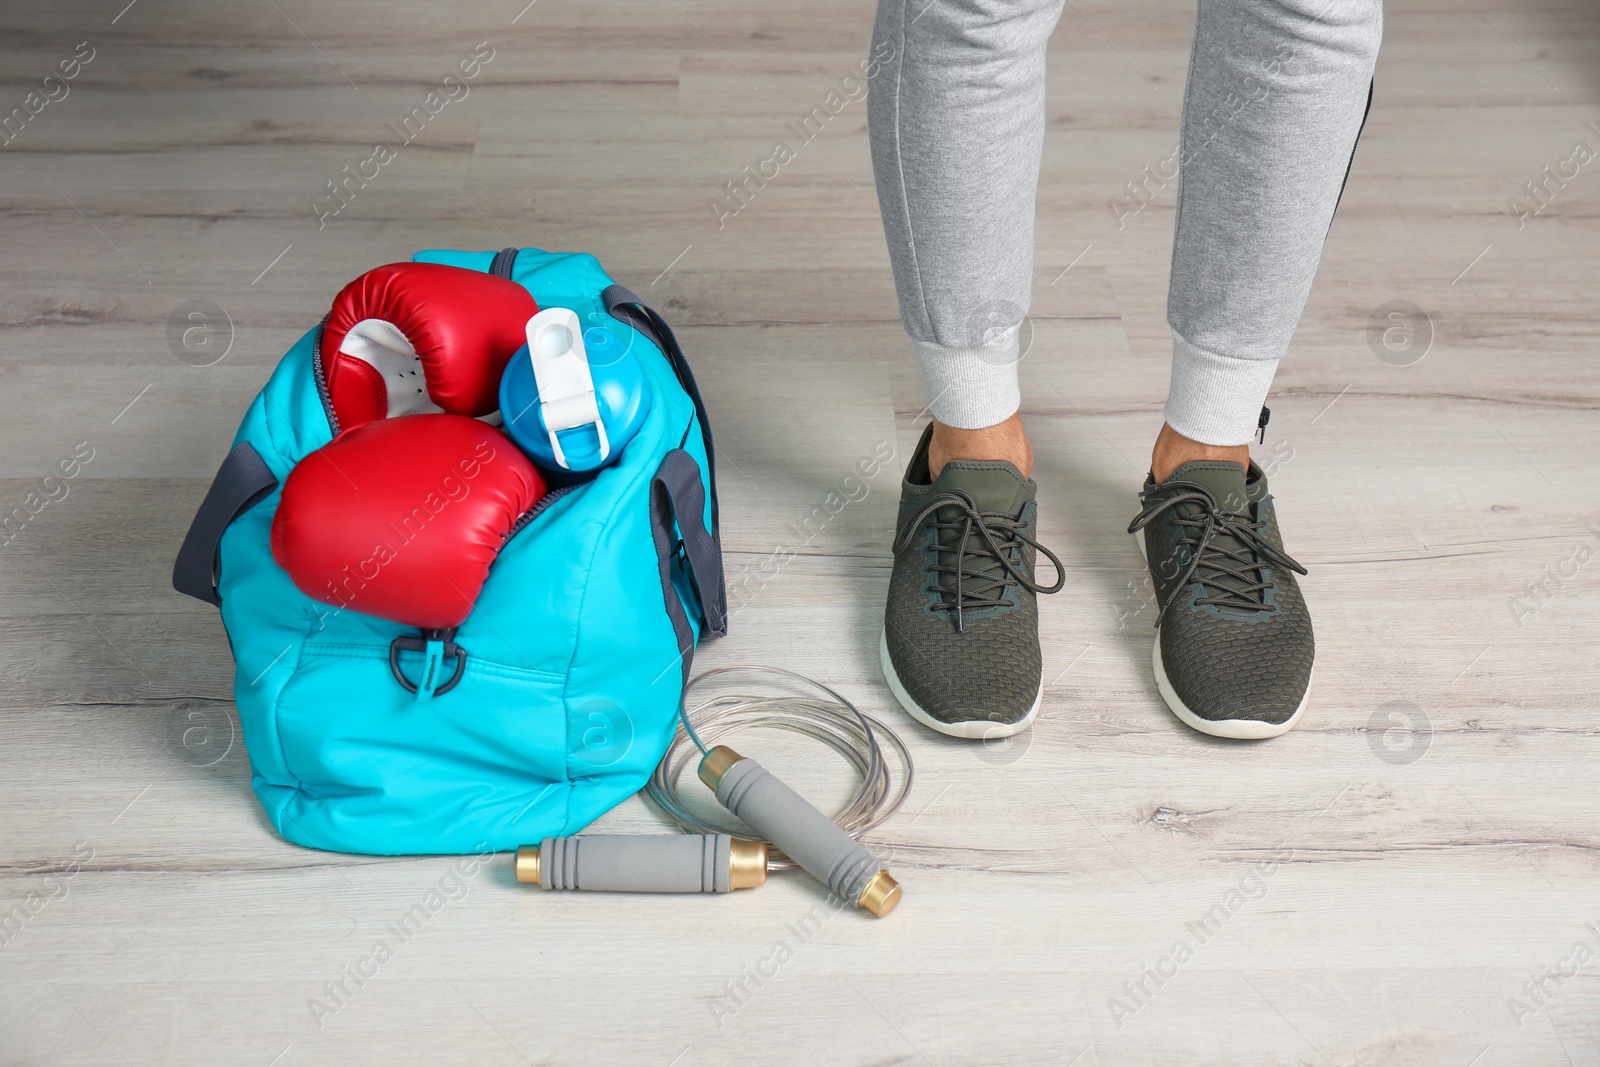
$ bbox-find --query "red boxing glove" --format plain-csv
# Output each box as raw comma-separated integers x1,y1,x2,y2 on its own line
270,415,546,630
322,262,539,430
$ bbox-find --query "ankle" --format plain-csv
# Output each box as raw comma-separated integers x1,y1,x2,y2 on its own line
1150,422,1248,482
928,414,1033,479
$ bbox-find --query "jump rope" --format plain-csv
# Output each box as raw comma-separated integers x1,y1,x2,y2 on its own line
515,666,916,917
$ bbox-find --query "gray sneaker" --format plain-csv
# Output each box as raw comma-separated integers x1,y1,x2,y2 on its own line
881,424,1064,738
1127,459,1313,739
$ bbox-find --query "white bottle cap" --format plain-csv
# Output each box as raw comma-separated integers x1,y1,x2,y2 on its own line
524,308,609,469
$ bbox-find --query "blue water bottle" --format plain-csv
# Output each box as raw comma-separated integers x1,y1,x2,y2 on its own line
500,308,651,472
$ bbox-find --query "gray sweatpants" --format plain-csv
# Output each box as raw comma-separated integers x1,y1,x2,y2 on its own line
868,0,1382,445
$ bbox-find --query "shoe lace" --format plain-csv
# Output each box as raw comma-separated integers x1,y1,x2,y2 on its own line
1126,480,1307,628
892,489,1065,632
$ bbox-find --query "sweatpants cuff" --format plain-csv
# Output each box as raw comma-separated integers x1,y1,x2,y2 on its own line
1163,331,1281,446
914,327,1022,430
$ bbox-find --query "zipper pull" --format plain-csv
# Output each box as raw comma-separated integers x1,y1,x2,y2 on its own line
1256,406,1271,445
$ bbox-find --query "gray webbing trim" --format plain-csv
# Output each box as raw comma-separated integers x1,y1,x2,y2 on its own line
651,448,728,640
172,442,277,606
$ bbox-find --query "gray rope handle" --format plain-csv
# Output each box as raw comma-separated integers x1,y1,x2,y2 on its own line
700,747,901,917
516,834,767,894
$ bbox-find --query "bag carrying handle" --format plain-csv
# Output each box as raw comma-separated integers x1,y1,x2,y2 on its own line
173,442,279,606
651,449,728,688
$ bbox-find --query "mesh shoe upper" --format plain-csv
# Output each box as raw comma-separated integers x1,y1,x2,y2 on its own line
883,426,1063,728
1128,460,1313,725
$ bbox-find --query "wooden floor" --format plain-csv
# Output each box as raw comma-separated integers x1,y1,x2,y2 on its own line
3,0,1599,1063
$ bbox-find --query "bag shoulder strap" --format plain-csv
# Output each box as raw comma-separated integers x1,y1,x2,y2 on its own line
173,442,278,606
602,284,720,534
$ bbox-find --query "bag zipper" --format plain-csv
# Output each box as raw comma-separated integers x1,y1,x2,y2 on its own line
503,480,584,543
310,315,341,436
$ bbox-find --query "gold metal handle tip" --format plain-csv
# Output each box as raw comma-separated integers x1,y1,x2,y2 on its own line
697,745,744,791
514,844,541,885
728,838,769,890
857,870,901,917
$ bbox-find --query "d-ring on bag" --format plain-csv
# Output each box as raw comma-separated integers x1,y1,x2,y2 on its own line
172,246,726,855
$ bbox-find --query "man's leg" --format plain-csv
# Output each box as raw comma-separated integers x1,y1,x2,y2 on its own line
868,0,1068,738
868,0,1067,478
1134,0,1382,738
1160,0,1382,471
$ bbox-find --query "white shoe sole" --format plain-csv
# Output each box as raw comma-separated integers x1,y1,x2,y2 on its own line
1151,639,1310,739
879,629,1041,739
1134,528,1309,740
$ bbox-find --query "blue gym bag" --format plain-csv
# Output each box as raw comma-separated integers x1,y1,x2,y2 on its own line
172,246,727,855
